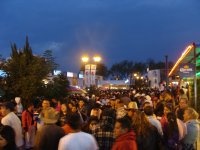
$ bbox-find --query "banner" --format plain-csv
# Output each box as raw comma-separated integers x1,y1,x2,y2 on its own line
85,65,91,87
90,64,96,85
179,64,195,78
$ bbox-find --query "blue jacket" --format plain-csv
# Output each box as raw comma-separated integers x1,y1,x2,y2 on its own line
183,119,200,145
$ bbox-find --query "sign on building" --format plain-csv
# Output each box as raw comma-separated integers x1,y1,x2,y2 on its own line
179,64,195,78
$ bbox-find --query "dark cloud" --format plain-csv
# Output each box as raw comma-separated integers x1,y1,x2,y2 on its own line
0,0,200,71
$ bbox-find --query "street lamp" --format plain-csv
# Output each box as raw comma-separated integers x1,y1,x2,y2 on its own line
81,55,101,88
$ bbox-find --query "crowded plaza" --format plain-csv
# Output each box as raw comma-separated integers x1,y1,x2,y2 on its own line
0,86,199,150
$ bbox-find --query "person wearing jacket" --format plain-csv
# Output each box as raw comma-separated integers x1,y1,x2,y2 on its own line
112,116,137,150
22,103,36,149
182,107,199,150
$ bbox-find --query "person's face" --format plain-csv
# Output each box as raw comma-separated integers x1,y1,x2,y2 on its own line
92,109,98,117
0,107,9,117
89,121,98,130
78,101,84,108
42,100,50,109
0,135,7,148
61,104,67,113
179,99,187,109
114,122,126,138
183,110,190,122
68,103,73,109
71,106,77,113
164,107,171,116
28,105,34,111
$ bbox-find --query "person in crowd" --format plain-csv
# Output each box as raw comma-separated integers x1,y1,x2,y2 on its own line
37,99,52,129
58,113,98,150
82,116,99,134
93,108,115,150
112,116,137,150
58,103,68,127
115,99,127,119
143,105,163,136
22,103,36,149
15,97,23,120
163,112,181,149
161,104,187,142
125,101,138,121
0,102,24,149
175,98,188,121
182,107,199,150
78,100,88,121
0,125,17,150
154,100,165,120
132,110,162,150
34,107,65,150
90,103,102,120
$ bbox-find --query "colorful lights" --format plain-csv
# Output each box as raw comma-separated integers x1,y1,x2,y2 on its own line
168,44,194,76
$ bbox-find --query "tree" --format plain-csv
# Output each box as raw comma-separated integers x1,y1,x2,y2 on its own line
1,36,50,103
43,74,69,100
109,60,146,80
42,50,59,74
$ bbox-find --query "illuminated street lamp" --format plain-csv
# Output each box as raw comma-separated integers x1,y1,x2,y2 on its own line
82,56,89,63
81,55,102,88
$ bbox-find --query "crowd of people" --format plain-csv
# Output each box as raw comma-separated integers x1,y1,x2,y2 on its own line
0,87,199,150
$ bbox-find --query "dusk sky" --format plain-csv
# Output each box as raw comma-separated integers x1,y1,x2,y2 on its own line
1,0,200,72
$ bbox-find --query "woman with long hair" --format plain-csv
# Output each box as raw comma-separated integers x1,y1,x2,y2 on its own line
163,112,180,150
132,110,162,150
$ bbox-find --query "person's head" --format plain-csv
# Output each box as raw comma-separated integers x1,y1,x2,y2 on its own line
179,98,188,109
183,107,199,122
71,106,77,113
42,99,50,109
132,110,153,136
67,113,81,130
0,125,16,149
78,100,85,108
68,102,73,109
88,116,99,130
143,105,154,116
126,102,138,118
0,102,15,117
61,104,67,113
163,103,173,116
27,103,34,112
114,117,131,138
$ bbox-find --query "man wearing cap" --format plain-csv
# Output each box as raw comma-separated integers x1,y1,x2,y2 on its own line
125,102,138,121
0,102,24,149
34,107,65,150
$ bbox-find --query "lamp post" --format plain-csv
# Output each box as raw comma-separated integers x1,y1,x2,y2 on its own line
81,55,101,88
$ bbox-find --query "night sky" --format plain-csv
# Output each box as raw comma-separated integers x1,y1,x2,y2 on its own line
1,0,200,72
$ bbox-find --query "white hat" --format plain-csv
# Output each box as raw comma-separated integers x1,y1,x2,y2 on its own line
15,97,21,104
125,102,138,110
145,95,151,101
134,93,141,97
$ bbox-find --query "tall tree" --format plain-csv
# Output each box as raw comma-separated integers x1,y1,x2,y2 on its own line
42,50,59,74
1,37,49,102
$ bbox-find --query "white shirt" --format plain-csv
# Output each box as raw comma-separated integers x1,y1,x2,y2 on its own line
1,112,24,147
147,116,163,136
58,131,98,150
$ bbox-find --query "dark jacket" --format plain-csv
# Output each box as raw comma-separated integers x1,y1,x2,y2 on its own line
136,126,162,150
34,124,65,150
112,131,137,150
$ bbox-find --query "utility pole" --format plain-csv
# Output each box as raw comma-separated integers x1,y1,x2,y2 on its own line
165,55,168,88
